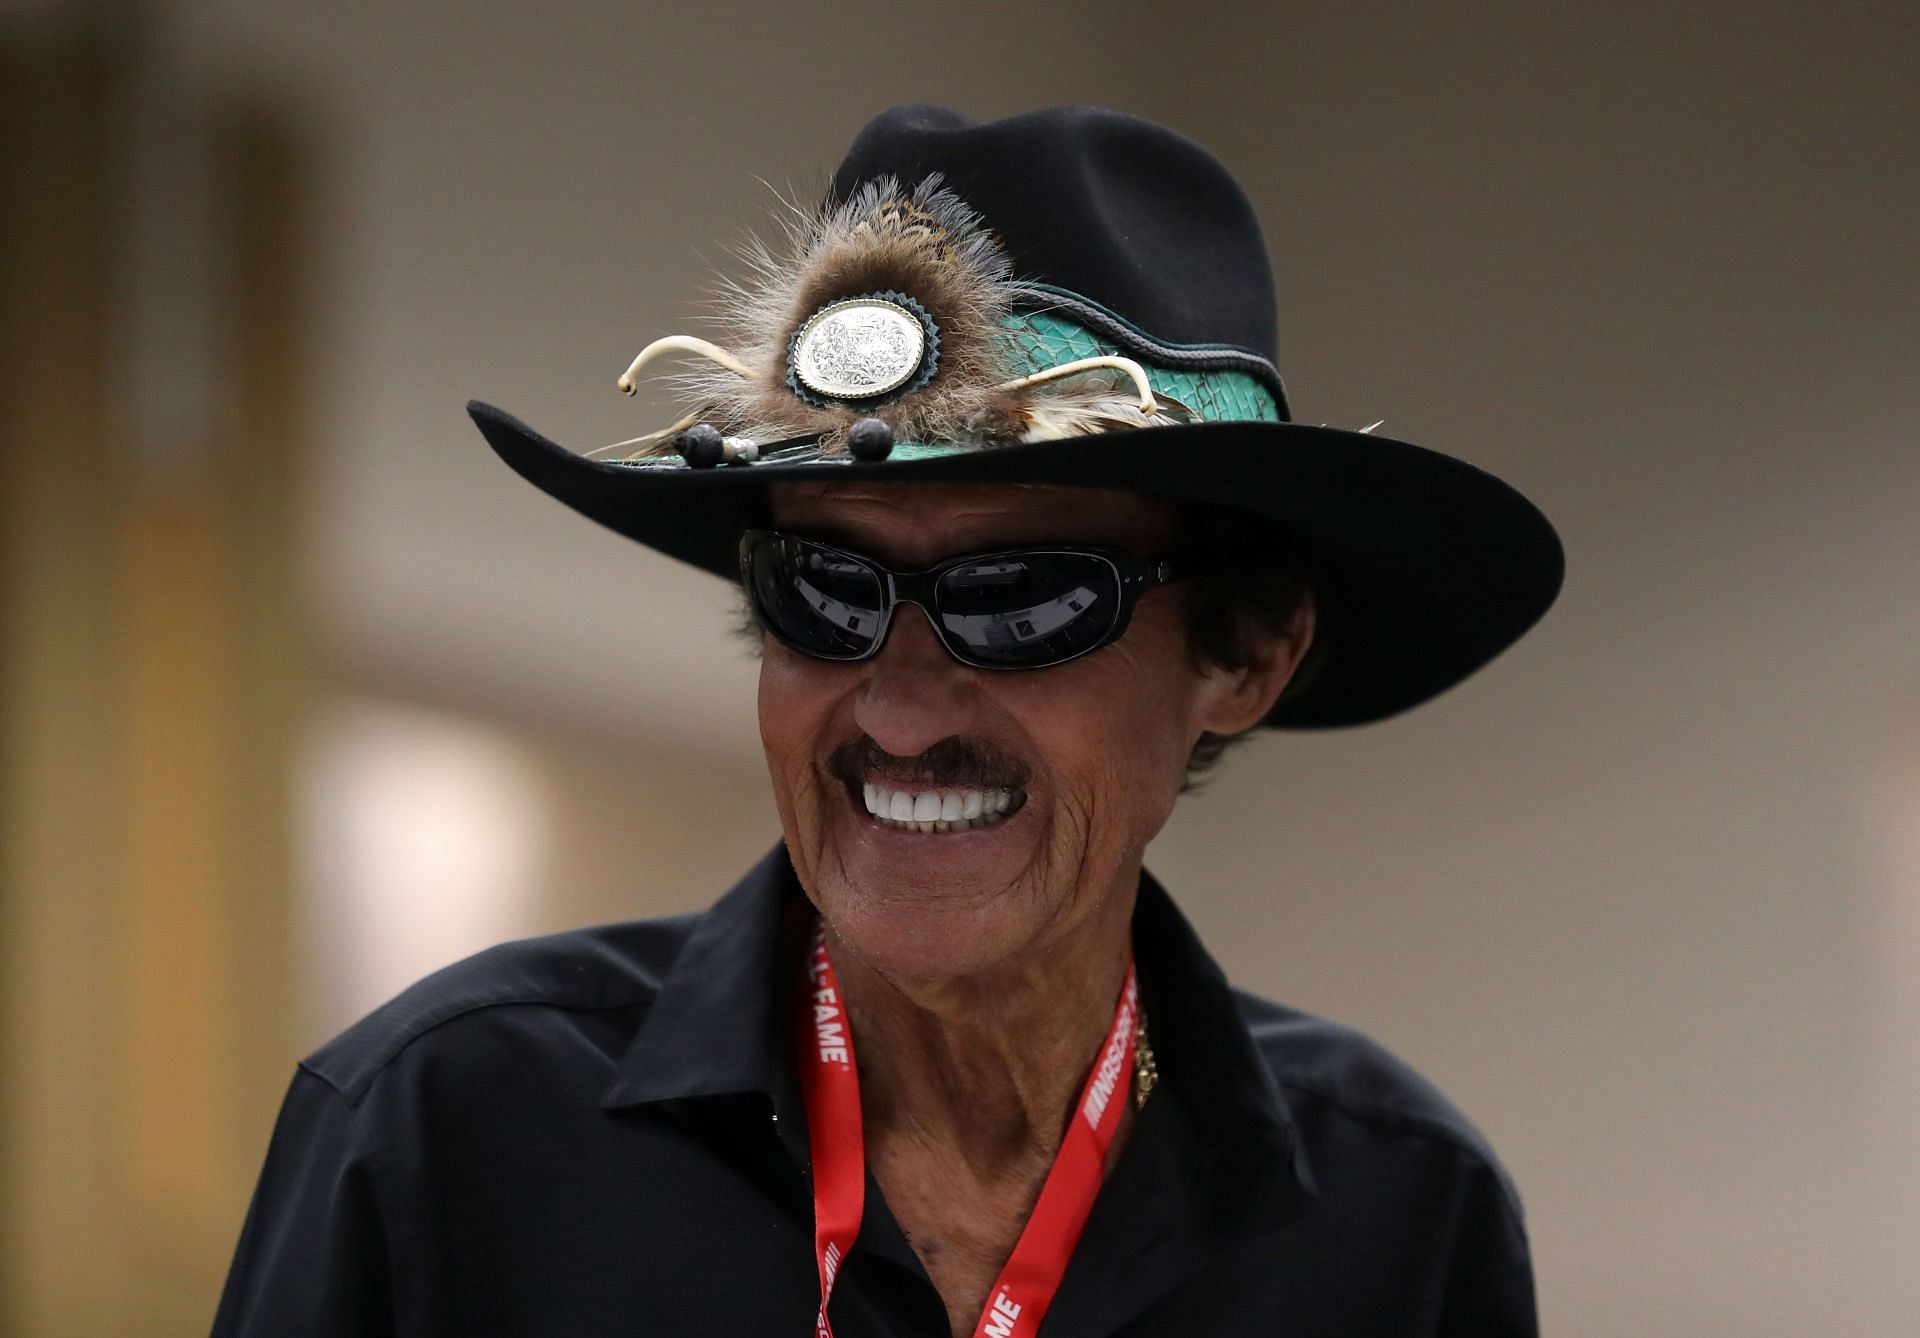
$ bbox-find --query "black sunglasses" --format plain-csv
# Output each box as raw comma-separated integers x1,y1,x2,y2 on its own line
740,529,1183,671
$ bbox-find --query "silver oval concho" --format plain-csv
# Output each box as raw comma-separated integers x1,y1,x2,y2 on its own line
787,293,938,405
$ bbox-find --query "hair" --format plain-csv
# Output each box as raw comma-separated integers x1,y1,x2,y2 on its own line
730,497,1321,790
1175,501,1322,790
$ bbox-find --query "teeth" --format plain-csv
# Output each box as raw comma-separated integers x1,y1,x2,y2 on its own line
860,782,1024,833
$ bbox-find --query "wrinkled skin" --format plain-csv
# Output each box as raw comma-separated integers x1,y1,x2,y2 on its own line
759,480,1314,988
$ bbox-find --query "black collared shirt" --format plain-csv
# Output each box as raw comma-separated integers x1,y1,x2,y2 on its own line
213,847,1535,1336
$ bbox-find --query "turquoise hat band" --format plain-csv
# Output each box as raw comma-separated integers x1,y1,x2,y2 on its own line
995,307,1282,426
853,306,1282,464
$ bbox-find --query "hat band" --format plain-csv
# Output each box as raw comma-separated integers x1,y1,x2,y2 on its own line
603,294,1283,469
996,306,1281,428
860,304,1284,463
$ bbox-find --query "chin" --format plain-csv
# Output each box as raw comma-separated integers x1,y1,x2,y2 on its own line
799,804,1055,984
814,876,1039,984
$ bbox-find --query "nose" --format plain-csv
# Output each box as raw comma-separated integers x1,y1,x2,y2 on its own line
853,602,981,758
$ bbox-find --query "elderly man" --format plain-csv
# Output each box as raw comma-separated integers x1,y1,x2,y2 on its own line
215,106,1561,1337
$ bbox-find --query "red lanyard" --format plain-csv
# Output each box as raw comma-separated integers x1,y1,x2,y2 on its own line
797,920,1138,1338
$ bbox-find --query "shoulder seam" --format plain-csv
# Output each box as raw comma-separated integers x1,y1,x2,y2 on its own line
1276,1077,1529,1234
1276,1076,1481,1154
291,1055,354,1101
305,993,648,1106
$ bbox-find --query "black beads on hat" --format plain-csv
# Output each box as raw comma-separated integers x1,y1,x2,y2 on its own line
672,423,724,467
847,417,895,461
672,423,760,469
672,416,889,467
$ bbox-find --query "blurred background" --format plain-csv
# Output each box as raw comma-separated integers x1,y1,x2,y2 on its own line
3,0,1916,1333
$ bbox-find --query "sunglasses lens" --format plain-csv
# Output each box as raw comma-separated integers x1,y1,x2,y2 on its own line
743,534,887,659
935,553,1121,667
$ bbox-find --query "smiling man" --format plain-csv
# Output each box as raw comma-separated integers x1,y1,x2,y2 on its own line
751,477,1308,1336
215,107,1562,1338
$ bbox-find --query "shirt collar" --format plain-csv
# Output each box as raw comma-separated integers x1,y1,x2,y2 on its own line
1133,865,1319,1197
599,844,1315,1195
599,844,794,1108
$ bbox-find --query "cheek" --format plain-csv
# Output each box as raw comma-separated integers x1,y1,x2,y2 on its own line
1089,679,1196,823
1089,616,1207,774
757,642,842,820
1007,619,1204,848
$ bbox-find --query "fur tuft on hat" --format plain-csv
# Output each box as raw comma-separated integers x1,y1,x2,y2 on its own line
637,175,1191,457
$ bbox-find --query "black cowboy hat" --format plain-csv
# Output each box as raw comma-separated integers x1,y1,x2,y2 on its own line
470,105,1563,728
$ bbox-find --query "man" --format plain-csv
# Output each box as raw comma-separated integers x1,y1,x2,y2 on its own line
215,106,1562,1336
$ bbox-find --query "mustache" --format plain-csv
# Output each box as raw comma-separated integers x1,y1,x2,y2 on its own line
827,736,1031,791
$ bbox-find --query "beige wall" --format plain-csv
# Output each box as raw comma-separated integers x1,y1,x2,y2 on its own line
5,1,1917,1333
292,691,778,1044
2,23,314,1332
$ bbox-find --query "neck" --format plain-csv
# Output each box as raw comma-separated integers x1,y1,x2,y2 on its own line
826,885,1137,1177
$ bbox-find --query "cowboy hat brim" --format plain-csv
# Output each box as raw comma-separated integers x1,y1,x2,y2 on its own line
469,401,1562,729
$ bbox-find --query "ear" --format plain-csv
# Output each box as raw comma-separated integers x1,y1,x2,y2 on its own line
1193,594,1318,737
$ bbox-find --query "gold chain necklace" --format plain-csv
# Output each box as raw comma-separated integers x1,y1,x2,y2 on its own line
1133,1008,1158,1109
